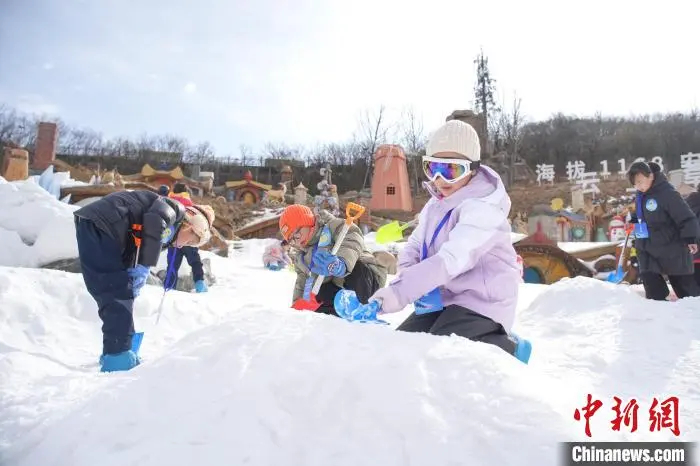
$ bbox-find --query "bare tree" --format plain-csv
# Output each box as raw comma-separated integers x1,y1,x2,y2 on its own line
356,105,392,190
398,106,427,193
236,143,253,165
399,106,426,155
263,142,305,161
186,141,215,163
498,94,525,186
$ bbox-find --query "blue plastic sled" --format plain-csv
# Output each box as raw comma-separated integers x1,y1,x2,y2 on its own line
334,289,389,325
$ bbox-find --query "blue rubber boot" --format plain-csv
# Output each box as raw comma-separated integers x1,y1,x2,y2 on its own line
194,280,208,293
511,333,533,364
100,350,140,373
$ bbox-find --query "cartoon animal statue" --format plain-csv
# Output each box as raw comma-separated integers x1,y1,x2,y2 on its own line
313,165,340,215
266,183,287,203
513,212,528,235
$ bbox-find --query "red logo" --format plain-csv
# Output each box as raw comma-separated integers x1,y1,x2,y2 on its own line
574,394,680,438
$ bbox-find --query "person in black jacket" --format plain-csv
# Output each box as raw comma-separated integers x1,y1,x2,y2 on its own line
628,161,700,300
684,184,700,286
73,190,215,372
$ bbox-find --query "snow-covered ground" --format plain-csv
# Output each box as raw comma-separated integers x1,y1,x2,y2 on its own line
1,177,699,466
0,176,79,268
239,208,285,229
559,241,620,253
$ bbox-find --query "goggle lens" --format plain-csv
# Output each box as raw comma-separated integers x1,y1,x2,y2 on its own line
423,160,467,181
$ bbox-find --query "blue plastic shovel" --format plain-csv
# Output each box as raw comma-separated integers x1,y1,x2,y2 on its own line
333,289,389,325
606,228,632,284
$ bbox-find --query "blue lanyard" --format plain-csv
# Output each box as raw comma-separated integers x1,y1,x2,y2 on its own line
163,247,179,291
302,243,319,269
636,193,645,223
421,209,454,260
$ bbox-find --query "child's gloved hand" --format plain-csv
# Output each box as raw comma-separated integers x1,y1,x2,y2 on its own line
127,264,150,297
414,288,444,314
311,250,346,277
369,286,402,314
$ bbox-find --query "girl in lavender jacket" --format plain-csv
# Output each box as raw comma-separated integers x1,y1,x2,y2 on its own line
369,120,532,363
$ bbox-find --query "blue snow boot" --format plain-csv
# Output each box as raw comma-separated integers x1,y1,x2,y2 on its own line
100,350,140,373
194,280,208,293
511,333,532,364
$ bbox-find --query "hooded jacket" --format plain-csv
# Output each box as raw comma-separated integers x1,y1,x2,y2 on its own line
386,165,520,331
634,163,700,275
292,210,387,303
74,190,186,267
684,187,700,262
263,240,292,266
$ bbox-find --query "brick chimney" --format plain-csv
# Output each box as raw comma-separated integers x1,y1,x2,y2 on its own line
33,122,58,170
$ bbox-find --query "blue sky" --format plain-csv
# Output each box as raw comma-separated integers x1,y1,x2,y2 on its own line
1,0,699,156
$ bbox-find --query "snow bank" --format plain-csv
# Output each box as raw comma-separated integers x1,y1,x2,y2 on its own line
517,277,700,441
363,231,405,255
0,177,78,268
5,316,580,466
31,165,87,199
0,257,575,466
558,241,619,253
3,237,699,466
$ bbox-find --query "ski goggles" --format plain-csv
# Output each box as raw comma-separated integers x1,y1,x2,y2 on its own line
422,156,480,184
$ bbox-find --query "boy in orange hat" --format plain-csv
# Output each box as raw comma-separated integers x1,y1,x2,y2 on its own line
279,204,387,315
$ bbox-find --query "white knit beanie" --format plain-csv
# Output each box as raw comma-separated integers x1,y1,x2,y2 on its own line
426,120,481,161
184,205,215,246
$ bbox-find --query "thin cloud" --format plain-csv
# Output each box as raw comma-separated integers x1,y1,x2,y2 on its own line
1,0,698,154
15,94,60,116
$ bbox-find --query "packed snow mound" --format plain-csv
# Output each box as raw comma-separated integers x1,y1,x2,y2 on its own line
7,316,583,466
2,264,576,466
517,277,700,440
2,235,700,466
0,178,79,268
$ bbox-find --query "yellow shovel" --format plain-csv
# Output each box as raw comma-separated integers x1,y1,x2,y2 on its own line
375,218,417,244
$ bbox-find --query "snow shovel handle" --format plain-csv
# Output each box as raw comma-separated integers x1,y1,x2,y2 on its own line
401,218,418,231
616,227,632,269
309,202,365,296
